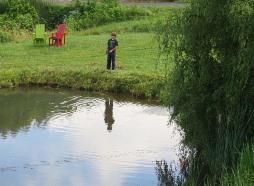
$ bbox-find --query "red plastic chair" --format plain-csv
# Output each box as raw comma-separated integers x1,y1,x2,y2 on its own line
49,24,67,46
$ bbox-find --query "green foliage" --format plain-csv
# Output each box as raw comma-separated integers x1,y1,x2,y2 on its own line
156,160,185,186
23,0,73,29
203,106,253,183
1,0,39,30
101,0,120,6
207,144,254,185
44,5,72,29
156,0,254,184
0,1,8,14
65,1,152,31
0,29,12,43
0,0,174,33
0,15,17,42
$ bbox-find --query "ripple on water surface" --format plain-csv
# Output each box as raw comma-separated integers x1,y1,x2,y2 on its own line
0,88,183,186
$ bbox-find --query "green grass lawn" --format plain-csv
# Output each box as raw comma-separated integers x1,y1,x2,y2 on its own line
0,32,168,98
0,4,180,99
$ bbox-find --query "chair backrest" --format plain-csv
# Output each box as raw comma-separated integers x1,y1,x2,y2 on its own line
56,24,66,39
35,24,45,38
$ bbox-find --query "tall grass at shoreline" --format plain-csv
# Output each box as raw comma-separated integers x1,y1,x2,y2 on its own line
220,144,254,185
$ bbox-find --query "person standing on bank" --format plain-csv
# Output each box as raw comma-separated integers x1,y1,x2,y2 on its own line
106,32,118,70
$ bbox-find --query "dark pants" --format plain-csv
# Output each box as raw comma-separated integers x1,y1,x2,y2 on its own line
107,53,116,70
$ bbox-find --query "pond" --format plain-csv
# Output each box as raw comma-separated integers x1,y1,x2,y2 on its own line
0,88,182,186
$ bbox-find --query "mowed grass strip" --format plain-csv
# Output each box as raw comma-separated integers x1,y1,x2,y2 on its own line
0,32,166,98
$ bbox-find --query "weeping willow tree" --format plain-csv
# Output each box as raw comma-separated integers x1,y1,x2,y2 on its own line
157,0,254,184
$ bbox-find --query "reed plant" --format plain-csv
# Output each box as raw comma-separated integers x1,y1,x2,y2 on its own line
201,106,254,184
205,144,254,186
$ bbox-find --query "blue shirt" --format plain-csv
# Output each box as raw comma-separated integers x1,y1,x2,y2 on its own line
107,38,118,55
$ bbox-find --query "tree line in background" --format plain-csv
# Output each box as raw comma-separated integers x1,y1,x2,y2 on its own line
0,0,152,42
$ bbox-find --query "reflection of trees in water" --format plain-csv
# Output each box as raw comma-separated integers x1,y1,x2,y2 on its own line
0,88,160,138
0,90,119,137
104,98,115,131
156,146,190,186
0,88,75,138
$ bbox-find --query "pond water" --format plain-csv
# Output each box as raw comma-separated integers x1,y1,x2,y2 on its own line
0,88,182,186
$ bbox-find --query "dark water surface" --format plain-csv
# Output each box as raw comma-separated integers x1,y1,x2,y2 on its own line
0,88,182,186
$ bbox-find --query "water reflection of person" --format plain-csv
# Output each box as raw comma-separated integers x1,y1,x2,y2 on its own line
104,98,115,131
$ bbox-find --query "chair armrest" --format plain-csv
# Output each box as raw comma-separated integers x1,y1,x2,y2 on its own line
51,32,56,37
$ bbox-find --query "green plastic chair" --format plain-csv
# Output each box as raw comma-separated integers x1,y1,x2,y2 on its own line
33,24,47,47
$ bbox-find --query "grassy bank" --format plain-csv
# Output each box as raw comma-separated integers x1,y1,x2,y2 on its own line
0,31,168,99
